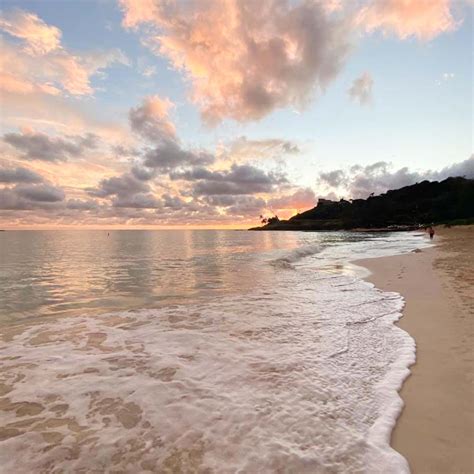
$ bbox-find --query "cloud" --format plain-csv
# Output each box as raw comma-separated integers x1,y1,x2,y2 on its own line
80,95,292,219
162,193,186,209
202,195,240,207
129,95,176,142
218,136,300,162
431,156,474,180
0,81,131,144
348,72,373,105
87,172,150,198
318,169,346,188
202,194,266,217
318,156,474,199
66,199,99,210
355,0,459,40
130,164,156,181
0,166,44,183
112,145,141,157
0,40,129,97
0,9,61,55
15,183,65,202
0,9,129,97
86,172,161,209
0,183,65,209
112,192,162,209
3,129,98,161
318,161,425,198
172,163,287,196
119,0,350,123
143,139,214,170
348,162,422,198
118,0,466,126
142,65,157,77
226,196,267,217
126,95,214,172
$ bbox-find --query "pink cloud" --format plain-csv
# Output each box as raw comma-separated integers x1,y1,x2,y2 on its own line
355,0,459,40
119,0,350,124
120,0,159,28
0,72,61,96
0,9,61,55
129,95,176,142
0,40,90,96
0,10,129,97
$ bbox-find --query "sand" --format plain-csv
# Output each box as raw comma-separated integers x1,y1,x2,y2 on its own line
357,226,474,474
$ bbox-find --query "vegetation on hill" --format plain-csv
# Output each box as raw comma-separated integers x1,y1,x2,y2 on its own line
251,177,474,231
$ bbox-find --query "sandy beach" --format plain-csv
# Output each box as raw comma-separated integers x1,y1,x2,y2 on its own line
358,227,474,473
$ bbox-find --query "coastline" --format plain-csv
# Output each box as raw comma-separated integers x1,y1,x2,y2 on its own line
356,227,473,473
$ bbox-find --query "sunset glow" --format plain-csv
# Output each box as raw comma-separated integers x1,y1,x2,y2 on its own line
1,0,472,229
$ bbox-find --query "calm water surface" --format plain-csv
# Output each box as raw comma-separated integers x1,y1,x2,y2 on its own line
0,229,377,323
0,230,290,321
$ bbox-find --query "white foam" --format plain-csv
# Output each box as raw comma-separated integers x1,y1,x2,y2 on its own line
270,243,322,269
0,232,429,472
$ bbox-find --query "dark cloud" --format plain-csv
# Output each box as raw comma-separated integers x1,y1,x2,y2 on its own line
66,199,99,210
193,181,252,196
15,183,65,202
0,183,65,209
155,199,223,222
318,169,346,188
112,192,162,209
0,166,44,183
226,196,267,217
112,144,141,157
3,130,99,161
172,164,287,196
129,95,175,142
202,194,266,217
162,193,186,210
143,139,214,171
131,164,156,181
203,195,240,207
87,173,150,198
87,172,161,209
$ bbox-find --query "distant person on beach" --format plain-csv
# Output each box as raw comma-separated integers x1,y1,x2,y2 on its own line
428,226,435,240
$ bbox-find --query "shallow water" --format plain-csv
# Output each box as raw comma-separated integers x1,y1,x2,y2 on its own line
0,230,429,472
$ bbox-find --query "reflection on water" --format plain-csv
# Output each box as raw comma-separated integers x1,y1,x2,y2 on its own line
0,229,419,324
0,230,307,322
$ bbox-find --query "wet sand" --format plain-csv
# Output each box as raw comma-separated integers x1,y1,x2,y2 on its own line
357,227,474,473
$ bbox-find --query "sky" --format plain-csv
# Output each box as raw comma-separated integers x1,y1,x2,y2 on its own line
0,0,472,229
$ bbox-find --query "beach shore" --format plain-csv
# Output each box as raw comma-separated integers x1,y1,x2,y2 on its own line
357,227,473,473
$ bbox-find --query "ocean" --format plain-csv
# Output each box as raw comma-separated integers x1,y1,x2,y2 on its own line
0,230,430,473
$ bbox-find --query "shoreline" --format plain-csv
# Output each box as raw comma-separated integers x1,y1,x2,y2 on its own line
356,227,473,473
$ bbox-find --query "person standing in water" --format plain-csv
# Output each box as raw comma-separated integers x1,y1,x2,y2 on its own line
428,226,435,240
